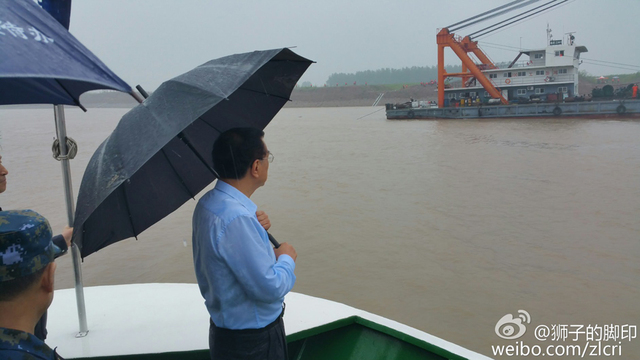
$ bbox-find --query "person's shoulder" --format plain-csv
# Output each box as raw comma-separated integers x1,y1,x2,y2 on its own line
195,189,250,220
0,327,29,347
0,328,57,359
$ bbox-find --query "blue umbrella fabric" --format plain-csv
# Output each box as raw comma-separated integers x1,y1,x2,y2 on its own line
38,0,72,30
73,48,313,257
0,0,132,108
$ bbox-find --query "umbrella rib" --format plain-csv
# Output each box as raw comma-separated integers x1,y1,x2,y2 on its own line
177,131,219,179
194,117,222,134
121,184,139,240
238,87,292,102
159,147,197,199
54,79,88,111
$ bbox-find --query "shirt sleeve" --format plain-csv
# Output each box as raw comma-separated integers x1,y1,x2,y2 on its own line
218,215,296,303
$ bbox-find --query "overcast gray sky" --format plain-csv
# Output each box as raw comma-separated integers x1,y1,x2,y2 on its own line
69,0,640,90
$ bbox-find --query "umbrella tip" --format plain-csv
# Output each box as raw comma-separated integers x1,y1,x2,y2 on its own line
136,85,150,100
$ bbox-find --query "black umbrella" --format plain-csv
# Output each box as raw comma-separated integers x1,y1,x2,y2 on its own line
73,48,313,258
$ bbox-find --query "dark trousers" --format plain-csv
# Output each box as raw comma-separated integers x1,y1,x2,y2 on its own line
209,311,288,360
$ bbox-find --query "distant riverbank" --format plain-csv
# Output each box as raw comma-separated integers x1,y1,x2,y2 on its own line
70,75,637,109
287,84,437,108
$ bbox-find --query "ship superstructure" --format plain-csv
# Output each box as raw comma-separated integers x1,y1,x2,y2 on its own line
440,25,587,106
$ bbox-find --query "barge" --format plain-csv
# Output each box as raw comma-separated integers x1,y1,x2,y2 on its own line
386,99,640,119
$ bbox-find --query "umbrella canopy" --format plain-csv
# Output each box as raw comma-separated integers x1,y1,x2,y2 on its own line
2,0,138,336
73,48,313,257
0,0,132,108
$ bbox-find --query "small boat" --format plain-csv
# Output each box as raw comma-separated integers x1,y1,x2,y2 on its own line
47,283,492,359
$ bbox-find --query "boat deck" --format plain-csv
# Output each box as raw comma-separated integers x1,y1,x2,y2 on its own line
47,284,492,359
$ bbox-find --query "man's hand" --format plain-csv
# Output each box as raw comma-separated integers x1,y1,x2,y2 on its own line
274,242,297,262
61,226,73,247
256,210,271,231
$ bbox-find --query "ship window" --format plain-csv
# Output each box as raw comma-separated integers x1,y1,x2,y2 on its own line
517,71,526,77
558,87,568,93
484,91,490,97
555,50,565,57
489,74,497,79
469,91,477,97
535,53,544,59
536,70,545,76
517,89,527,95
535,88,545,94
503,72,512,77
558,69,568,74
448,93,457,99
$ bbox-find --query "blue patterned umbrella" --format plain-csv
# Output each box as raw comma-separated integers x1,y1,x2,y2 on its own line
0,0,133,109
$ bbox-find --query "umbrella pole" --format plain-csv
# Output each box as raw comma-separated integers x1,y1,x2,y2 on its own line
53,105,89,337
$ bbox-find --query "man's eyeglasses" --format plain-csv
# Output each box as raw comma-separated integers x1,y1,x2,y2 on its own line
263,151,274,163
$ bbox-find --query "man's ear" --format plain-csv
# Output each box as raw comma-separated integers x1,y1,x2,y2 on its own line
41,262,56,293
250,160,260,178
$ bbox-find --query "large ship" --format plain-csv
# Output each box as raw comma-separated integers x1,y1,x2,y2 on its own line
386,7,639,120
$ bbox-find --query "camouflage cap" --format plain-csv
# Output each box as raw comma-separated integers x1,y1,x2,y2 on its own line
0,210,54,282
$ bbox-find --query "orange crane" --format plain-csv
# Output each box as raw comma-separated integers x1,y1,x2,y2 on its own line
436,28,507,107
435,0,565,107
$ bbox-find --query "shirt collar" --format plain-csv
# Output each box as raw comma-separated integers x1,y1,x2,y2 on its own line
214,180,258,214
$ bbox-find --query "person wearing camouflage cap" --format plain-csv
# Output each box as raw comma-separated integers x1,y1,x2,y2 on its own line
0,154,71,342
0,210,64,359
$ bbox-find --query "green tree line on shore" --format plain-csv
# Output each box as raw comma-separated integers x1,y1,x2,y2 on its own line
326,65,462,86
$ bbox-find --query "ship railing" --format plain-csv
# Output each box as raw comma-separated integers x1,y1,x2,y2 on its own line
487,60,540,70
447,73,574,90
507,60,535,68
495,73,573,86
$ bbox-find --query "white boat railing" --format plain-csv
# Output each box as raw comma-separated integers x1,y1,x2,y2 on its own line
448,73,575,91
491,73,574,87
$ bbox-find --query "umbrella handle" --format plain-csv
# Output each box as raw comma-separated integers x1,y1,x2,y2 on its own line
267,232,280,248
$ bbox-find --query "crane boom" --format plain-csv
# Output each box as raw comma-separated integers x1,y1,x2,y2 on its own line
437,28,508,107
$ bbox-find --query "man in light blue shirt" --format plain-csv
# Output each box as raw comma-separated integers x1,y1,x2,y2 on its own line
192,127,297,360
